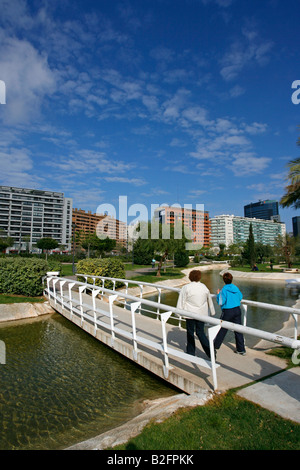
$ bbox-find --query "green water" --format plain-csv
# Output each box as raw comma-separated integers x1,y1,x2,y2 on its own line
0,314,175,450
0,269,298,450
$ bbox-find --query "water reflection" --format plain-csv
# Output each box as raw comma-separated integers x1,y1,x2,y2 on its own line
0,313,175,450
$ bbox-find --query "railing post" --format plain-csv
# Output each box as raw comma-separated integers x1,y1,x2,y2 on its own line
52,279,59,305
109,294,119,347
241,303,247,327
156,288,161,319
68,282,76,318
130,301,141,360
102,279,105,299
92,289,102,335
161,311,172,378
59,280,67,309
208,325,221,391
292,313,298,340
124,281,129,309
79,285,86,326
139,285,143,313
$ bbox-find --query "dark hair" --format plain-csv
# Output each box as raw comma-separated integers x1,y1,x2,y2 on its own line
189,270,202,282
223,272,233,284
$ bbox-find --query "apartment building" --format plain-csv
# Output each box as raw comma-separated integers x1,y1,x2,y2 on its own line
154,206,211,247
0,186,72,251
72,208,127,247
210,214,286,248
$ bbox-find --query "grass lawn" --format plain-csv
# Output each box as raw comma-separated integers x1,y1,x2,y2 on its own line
230,263,300,273
128,267,186,284
111,388,300,450
0,294,45,304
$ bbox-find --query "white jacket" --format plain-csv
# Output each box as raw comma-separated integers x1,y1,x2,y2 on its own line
176,281,215,317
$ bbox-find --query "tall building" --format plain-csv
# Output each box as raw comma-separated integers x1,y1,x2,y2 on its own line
244,200,279,221
210,214,286,248
0,186,72,251
154,206,211,247
292,216,300,238
72,208,127,247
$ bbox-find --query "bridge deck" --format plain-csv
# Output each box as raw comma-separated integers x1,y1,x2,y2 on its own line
48,289,287,394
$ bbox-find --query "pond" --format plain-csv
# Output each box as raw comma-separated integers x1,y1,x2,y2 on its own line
0,313,176,450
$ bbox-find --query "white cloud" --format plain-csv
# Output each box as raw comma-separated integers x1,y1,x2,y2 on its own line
232,153,271,176
0,147,44,187
0,30,56,124
104,176,146,186
220,29,273,81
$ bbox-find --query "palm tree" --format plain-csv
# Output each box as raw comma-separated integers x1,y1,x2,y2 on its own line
280,131,300,209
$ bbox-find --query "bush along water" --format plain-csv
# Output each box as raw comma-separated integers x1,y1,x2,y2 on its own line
0,257,61,297
76,258,125,289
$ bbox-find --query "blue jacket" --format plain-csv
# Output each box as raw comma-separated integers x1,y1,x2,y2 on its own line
216,283,243,309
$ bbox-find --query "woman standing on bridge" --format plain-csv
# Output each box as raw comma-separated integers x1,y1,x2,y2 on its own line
177,270,215,359
214,272,246,355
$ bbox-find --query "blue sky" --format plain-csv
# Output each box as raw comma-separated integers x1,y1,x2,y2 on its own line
0,0,299,232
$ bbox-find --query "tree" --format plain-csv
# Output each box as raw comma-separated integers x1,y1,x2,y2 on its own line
0,231,14,252
242,223,256,267
280,131,300,209
151,222,189,276
77,231,116,257
255,243,273,264
36,237,59,260
133,237,154,265
174,249,189,267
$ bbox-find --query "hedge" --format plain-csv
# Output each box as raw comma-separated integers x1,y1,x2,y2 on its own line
174,250,190,267
76,258,125,289
0,257,58,297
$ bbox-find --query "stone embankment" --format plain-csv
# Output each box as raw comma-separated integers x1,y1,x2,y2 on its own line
0,301,55,323
219,268,300,281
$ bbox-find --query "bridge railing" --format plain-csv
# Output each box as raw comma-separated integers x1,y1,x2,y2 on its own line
45,274,300,392
76,273,300,340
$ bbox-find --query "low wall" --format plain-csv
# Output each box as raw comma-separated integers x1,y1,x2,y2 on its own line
0,301,55,323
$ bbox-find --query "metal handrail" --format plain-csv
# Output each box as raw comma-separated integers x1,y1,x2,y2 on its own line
45,275,300,391
76,273,300,340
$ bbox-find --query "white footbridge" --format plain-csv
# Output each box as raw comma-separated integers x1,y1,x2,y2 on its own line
44,273,300,393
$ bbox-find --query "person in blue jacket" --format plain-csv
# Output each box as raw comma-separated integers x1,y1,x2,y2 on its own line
214,272,246,355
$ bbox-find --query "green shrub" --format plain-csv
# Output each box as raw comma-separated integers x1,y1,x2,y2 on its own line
133,238,154,265
0,257,51,296
174,250,189,267
76,258,125,289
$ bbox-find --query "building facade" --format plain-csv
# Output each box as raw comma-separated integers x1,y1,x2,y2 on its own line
210,214,286,248
292,216,300,238
154,206,211,248
0,186,72,251
72,208,127,247
244,200,279,221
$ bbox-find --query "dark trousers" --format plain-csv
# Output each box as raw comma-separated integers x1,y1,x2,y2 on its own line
214,306,245,352
186,319,210,357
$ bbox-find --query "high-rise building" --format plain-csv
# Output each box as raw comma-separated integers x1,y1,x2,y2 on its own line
154,206,211,247
210,214,286,247
244,200,279,221
292,216,300,238
72,208,127,247
0,186,72,251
